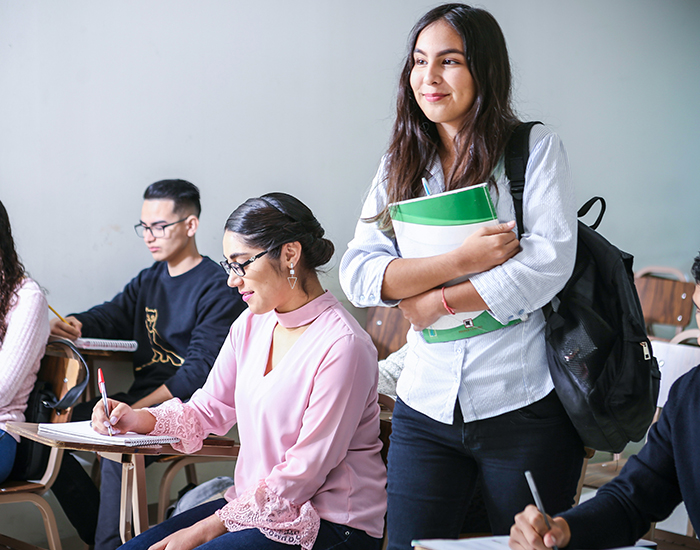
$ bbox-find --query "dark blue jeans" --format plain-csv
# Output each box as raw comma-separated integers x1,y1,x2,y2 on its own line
120,498,381,550
0,429,17,483
386,392,584,550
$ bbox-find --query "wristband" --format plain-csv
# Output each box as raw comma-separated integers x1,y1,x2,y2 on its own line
441,287,456,315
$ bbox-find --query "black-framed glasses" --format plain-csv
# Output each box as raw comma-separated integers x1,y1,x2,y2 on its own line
220,250,269,277
134,218,188,238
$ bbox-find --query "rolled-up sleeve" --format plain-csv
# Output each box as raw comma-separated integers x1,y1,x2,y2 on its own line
471,128,577,324
340,159,401,308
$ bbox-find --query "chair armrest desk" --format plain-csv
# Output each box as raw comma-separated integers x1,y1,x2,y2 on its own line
5,422,239,544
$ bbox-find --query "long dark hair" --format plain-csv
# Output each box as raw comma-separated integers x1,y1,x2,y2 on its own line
0,200,26,341
374,3,520,230
225,192,334,294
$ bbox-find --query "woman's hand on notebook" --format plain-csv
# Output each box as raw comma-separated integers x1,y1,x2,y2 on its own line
91,398,156,436
451,220,520,274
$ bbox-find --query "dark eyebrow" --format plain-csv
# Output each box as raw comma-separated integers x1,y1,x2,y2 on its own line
414,47,466,57
139,219,169,226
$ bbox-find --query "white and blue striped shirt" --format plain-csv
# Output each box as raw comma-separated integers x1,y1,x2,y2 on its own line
340,124,577,425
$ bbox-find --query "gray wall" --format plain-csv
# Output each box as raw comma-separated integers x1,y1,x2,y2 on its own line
2,0,700,322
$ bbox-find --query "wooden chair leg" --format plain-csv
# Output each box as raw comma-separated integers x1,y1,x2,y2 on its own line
9,492,64,550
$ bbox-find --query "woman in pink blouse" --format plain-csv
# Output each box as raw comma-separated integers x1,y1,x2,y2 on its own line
0,199,50,483
93,192,387,550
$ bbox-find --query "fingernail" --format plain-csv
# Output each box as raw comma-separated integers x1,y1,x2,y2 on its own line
110,416,118,424
103,420,111,428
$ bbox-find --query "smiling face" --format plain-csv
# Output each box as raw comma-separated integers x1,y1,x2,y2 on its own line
222,231,296,315
409,19,476,141
139,199,195,264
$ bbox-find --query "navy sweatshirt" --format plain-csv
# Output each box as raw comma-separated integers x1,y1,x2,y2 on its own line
74,257,245,400
561,365,700,548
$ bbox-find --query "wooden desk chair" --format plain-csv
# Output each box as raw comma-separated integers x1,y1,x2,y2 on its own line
583,339,700,536
635,266,695,340
0,340,87,550
670,329,700,346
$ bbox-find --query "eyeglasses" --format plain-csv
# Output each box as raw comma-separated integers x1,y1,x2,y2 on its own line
220,250,269,277
134,218,188,238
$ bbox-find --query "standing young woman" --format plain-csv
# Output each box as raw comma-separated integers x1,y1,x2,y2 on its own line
340,4,584,548
93,193,386,550
0,200,50,483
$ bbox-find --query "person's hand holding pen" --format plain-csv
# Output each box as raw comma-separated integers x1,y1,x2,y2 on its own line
509,504,572,550
49,315,82,340
91,398,157,436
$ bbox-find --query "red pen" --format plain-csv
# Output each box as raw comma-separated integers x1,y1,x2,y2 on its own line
98,368,114,436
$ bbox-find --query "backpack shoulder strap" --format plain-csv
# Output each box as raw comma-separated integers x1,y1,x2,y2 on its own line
505,121,542,236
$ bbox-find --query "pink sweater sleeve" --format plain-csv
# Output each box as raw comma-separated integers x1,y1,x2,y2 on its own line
0,280,50,430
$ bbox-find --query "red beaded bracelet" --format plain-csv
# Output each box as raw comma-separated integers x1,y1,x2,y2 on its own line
441,287,456,315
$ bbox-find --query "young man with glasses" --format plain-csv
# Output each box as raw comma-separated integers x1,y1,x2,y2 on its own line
49,179,245,549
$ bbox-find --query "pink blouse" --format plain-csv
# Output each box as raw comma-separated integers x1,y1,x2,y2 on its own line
149,291,386,548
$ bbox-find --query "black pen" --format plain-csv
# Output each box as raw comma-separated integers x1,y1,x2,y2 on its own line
524,470,559,550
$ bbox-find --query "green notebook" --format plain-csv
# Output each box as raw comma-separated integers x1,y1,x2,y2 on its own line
389,184,520,343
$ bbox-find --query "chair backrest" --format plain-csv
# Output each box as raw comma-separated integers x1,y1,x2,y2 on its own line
29,340,86,486
670,329,700,346
40,340,86,424
365,307,411,360
634,268,695,338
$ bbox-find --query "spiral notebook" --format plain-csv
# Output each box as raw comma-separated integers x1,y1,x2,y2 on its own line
74,338,138,352
37,420,179,446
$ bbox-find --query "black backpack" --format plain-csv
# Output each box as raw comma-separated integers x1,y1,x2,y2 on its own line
9,339,89,480
505,122,660,453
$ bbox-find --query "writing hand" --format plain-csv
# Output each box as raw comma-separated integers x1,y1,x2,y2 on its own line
49,316,82,340
509,504,571,550
91,399,155,435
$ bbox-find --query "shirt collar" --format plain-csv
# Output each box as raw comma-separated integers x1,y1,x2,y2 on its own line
275,290,336,328
425,154,446,194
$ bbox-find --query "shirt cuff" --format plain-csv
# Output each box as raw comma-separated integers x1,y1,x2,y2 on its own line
216,479,321,550
148,398,205,454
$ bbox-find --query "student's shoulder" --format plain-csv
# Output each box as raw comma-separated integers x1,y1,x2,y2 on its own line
527,122,564,152
320,293,377,356
15,278,48,309
669,365,700,400
197,256,228,278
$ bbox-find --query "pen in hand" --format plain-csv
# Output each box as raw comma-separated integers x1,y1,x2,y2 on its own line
524,470,559,550
48,304,69,325
98,368,114,436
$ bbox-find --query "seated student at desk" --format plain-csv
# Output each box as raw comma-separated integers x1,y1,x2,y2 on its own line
93,192,387,550
0,200,50,483
49,180,246,549
509,253,700,550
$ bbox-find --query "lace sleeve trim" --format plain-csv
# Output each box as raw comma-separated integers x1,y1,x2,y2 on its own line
215,479,321,550
148,398,205,454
